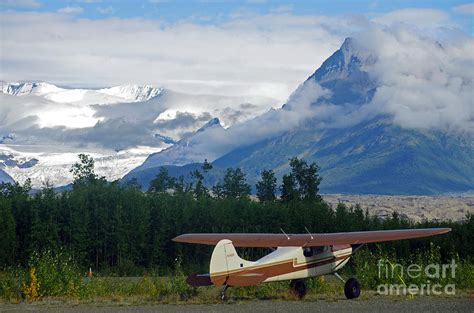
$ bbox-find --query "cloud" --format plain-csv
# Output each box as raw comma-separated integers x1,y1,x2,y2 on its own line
154,111,213,138
270,5,293,14
0,11,346,101
0,0,40,8
452,3,474,14
292,25,474,134
373,8,452,30
361,27,474,133
97,6,114,14
180,79,331,158
0,85,277,151
1,8,472,153
57,6,84,14
174,23,474,162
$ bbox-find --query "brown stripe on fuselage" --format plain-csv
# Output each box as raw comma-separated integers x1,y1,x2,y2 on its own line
211,253,351,286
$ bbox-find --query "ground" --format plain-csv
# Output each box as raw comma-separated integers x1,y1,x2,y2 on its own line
1,297,473,313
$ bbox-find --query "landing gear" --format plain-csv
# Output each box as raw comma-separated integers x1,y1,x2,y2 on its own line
220,285,229,300
333,273,361,299
289,279,307,299
344,278,361,299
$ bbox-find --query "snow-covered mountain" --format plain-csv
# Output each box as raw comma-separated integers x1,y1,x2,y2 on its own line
0,82,278,187
1,82,163,103
130,117,226,174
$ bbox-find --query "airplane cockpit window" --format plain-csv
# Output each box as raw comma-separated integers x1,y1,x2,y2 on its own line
303,246,327,257
313,246,326,254
303,247,313,257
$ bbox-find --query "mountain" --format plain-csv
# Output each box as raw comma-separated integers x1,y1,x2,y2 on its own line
128,37,474,195
1,82,163,103
213,118,474,194
130,118,226,174
1,82,277,188
0,169,14,184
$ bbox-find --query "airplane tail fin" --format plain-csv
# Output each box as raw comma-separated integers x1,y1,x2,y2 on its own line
209,239,255,286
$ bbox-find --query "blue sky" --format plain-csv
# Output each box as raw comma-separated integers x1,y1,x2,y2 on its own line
3,0,473,32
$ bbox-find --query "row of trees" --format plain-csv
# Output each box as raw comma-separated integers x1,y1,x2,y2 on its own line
0,155,472,273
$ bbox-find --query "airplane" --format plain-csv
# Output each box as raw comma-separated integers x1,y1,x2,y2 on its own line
173,227,451,300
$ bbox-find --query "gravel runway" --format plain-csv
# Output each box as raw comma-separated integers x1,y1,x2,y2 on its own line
1,297,473,313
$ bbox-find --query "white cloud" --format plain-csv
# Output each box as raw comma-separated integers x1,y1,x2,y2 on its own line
363,27,474,133
270,5,293,14
57,6,84,14
373,8,452,30
97,6,114,14
452,3,474,14
0,8,472,138
188,23,474,160
0,11,346,101
290,25,474,134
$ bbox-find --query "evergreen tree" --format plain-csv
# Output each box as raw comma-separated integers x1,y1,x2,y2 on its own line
0,196,16,266
2,180,32,265
222,168,251,199
211,182,225,199
29,187,60,253
280,173,298,202
256,169,277,202
148,167,175,193
280,157,322,202
191,169,208,198
70,154,98,183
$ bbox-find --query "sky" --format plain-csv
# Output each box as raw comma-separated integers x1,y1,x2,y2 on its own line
2,0,473,27
0,0,473,101
0,1,473,187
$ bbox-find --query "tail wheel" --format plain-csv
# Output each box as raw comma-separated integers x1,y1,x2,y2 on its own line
344,278,361,299
289,279,307,299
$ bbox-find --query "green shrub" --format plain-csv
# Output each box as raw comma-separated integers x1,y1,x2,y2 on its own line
166,258,196,300
26,249,81,298
0,268,24,301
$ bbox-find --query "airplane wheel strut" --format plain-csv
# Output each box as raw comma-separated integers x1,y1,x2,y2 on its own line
344,278,361,299
220,285,229,301
289,280,307,299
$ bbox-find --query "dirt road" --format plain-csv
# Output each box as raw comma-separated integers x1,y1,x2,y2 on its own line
1,297,473,313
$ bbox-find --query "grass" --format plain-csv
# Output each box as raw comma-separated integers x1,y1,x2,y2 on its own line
1,248,473,305
1,274,472,306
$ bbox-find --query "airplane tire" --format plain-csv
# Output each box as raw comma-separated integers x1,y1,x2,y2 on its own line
290,280,307,299
344,278,361,299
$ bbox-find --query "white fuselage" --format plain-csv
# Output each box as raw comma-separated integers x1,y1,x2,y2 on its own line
260,246,353,282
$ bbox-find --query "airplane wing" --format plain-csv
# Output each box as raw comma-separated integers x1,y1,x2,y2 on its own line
173,228,451,247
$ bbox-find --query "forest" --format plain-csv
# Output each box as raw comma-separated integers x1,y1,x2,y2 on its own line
0,155,472,301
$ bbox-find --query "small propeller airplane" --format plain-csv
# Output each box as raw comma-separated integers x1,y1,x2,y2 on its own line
173,227,451,300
